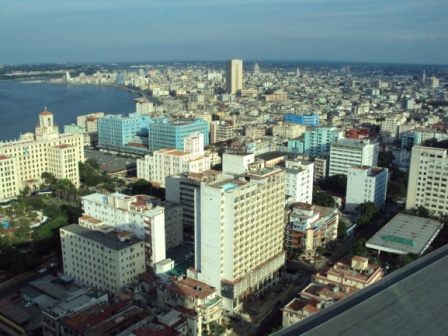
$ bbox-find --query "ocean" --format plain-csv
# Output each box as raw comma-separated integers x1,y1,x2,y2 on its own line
0,81,139,141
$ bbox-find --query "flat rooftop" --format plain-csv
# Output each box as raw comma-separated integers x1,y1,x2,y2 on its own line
366,213,443,255
273,244,448,336
62,224,142,251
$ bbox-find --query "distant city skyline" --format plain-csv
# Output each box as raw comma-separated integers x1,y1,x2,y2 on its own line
1,0,447,65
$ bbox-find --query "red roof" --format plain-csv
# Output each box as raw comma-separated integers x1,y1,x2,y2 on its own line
40,110,53,116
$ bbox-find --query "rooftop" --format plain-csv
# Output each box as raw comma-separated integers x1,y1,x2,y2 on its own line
274,244,448,336
62,224,143,251
366,213,443,255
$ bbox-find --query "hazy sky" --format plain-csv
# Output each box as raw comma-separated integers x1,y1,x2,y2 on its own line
1,0,447,65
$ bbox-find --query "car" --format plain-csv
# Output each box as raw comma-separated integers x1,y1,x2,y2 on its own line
38,268,47,274
24,301,33,308
49,262,57,268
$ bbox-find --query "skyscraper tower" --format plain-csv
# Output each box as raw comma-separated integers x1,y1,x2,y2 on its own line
254,62,260,75
226,59,243,94
188,164,286,312
296,67,300,76
422,70,426,84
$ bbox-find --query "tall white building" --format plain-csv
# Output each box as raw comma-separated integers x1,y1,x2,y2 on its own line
406,146,448,216
81,193,168,268
187,167,286,312
137,133,210,185
61,224,145,293
226,59,243,95
328,139,379,177
285,159,314,204
0,109,83,202
345,166,388,212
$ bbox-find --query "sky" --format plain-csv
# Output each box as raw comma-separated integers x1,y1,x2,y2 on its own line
1,0,447,65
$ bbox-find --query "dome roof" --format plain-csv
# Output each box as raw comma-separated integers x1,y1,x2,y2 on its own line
40,108,53,116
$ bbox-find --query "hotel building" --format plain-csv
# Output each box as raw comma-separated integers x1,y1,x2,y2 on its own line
0,109,83,202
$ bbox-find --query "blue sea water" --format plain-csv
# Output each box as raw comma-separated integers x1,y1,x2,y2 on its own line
0,81,139,141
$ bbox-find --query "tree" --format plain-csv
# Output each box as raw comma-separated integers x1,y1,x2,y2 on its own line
41,172,58,188
319,174,347,196
356,202,380,226
415,205,431,219
387,180,407,200
349,238,368,257
131,179,153,195
378,151,395,168
54,179,76,202
337,220,348,240
312,191,336,208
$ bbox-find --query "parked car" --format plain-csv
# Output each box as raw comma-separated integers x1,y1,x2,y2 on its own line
49,262,57,268
38,268,47,274
24,302,33,308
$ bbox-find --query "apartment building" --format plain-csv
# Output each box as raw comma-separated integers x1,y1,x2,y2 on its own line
76,112,104,133
313,156,328,181
0,109,83,202
137,132,210,185
329,139,379,176
284,202,339,260
210,120,235,144
187,167,286,312
81,193,167,268
282,282,353,328
314,256,384,290
345,166,388,212
157,277,223,335
273,122,306,140
284,159,314,204
380,115,406,139
287,127,343,158
406,146,448,216
60,224,146,292
137,149,210,186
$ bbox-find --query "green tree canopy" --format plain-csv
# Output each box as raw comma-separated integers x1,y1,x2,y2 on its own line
312,191,336,208
318,174,347,196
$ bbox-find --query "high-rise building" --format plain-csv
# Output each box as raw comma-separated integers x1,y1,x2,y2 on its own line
284,159,314,204
149,118,209,152
98,113,151,154
187,167,286,312
329,139,379,177
406,146,448,216
287,127,344,158
0,109,83,202
254,63,260,75
345,166,388,212
226,59,243,94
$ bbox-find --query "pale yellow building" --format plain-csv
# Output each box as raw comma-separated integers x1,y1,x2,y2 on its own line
0,109,83,202
61,224,146,293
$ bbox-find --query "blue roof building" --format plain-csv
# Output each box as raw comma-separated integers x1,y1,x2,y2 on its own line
149,118,209,152
284,114,320,126
98,113,151,154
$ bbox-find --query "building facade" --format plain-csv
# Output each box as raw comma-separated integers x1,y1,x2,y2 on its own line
283,114,320,126
406,146,448,216
0,109,83,202
187,168,286,312
284,203,339,260
81,193,167,268
284,159,314,204
149,118,209,152
61,224,146,292
226,59,243,95
345,166,388,212
98,113,151,154
329,139,379,176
